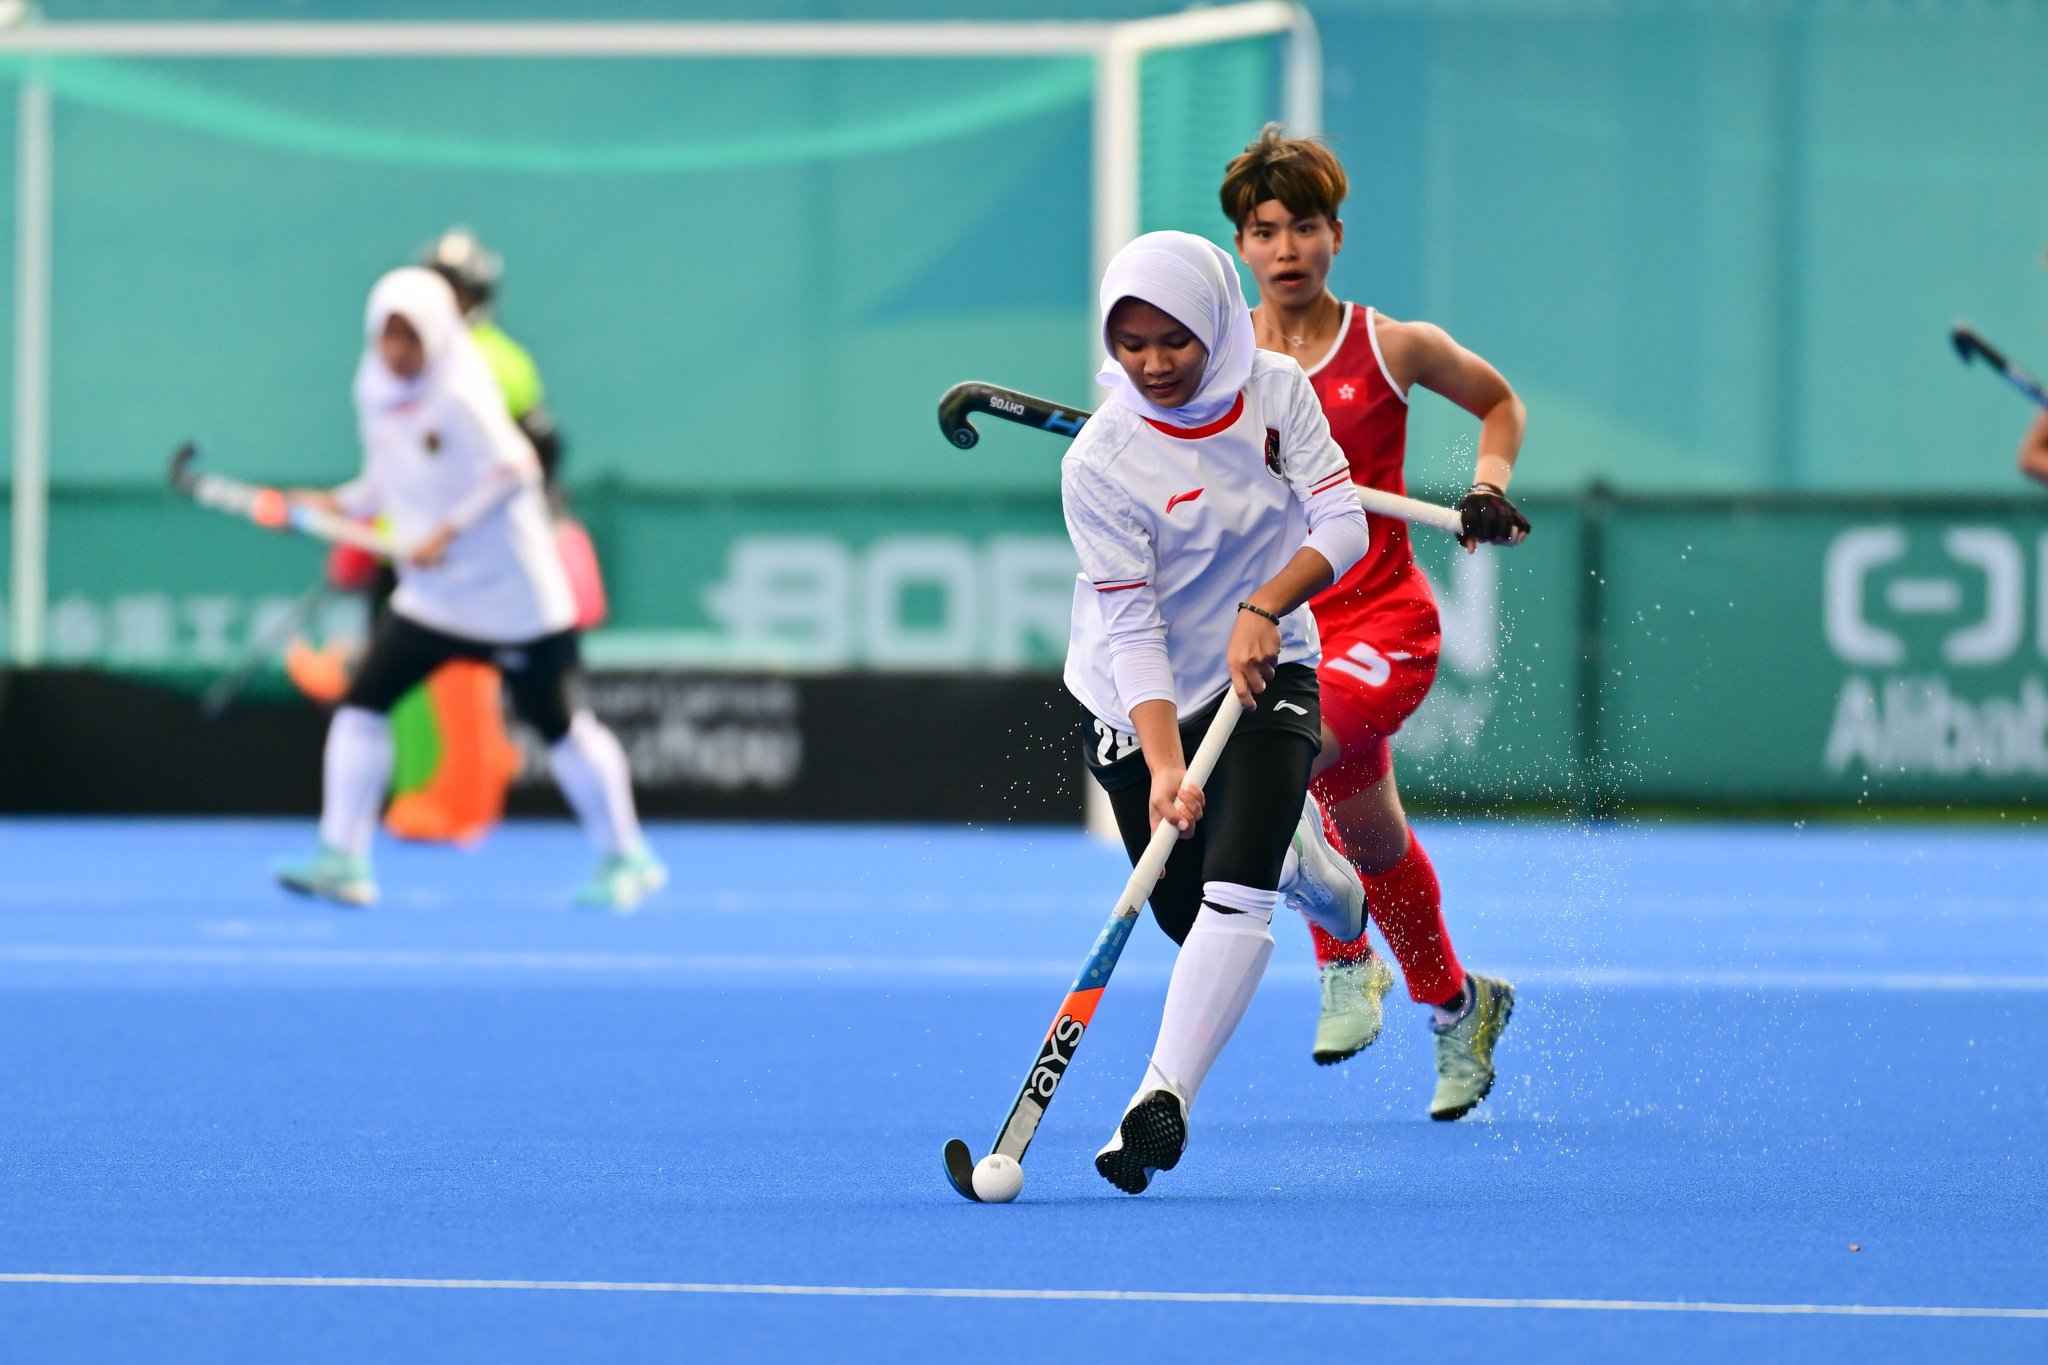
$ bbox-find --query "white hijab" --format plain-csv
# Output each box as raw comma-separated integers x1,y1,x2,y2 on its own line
1095,231,1257,428
352,266,499,417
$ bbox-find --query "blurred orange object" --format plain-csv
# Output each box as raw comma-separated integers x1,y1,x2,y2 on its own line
251,487,290,528
384,661,520,845
285,639,351,704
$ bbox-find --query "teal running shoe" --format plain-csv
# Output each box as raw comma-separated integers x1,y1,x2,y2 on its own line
1430,973,1515,1120
274,846,376,908
1312,954,1397,1065
575,845,669,912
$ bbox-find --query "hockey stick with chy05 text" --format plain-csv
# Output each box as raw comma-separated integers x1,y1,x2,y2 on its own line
170,442,394,556
937,380,1469,539
943,692,1243,1203
1951,323,2048,411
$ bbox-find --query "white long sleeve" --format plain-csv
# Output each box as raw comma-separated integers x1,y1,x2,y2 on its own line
1063,460,1176,711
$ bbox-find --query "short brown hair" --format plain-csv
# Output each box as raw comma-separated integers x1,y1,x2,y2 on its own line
1219,123,1348,228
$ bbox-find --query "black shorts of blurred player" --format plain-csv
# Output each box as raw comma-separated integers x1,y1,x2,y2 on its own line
345,612,582,745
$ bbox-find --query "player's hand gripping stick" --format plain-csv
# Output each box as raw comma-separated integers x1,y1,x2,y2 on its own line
938,380,1475,540
942,693,1244,1203
1951,324,2048,411
169,443,394,556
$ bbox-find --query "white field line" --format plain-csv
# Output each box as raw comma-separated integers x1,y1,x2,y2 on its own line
0,943,2044,992
0,1272,2040,1321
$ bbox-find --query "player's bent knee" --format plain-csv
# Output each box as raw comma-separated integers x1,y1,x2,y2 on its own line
336,682,398,715
1200,881,1278,924
531,705,577,747
1335,813,1409,876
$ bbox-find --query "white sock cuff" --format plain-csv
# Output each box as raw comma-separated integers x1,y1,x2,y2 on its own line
1200,882,1278,921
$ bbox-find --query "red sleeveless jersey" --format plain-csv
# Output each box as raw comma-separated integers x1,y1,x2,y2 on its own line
1305,303,1438,628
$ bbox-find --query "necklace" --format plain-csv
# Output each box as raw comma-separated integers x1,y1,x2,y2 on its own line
1281,298,1335,349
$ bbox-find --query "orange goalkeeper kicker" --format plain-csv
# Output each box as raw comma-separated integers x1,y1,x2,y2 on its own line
383,662,520,846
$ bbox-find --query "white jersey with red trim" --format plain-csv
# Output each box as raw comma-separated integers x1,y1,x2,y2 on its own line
339,386,575,645
1061,350,1366,732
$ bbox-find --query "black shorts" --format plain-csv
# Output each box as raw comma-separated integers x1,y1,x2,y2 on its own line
1083,664,1321,945
342,612,583,744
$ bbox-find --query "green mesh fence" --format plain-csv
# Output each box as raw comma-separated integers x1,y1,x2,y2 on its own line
0,40,1288,495
1139,37,1271,257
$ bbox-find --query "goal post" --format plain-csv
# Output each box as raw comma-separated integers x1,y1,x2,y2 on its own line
0,3,1320,664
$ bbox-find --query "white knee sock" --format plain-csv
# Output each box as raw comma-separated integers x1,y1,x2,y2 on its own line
548,711,642,856
319,706,393,858
1140,892,1277,1108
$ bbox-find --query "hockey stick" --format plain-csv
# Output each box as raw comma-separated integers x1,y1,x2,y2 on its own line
169,443,394,555
198,579,333,720
937,381,1092,447
937,381,1469,538
943,693,1243,1202
1951,323,2048,410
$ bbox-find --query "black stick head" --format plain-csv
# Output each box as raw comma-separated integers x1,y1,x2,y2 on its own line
942,1138,984,1202
936,383,985,450
1951,323,2002,370
168,441,201,492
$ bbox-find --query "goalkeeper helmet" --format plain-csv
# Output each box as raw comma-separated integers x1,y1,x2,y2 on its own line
419,227,502,320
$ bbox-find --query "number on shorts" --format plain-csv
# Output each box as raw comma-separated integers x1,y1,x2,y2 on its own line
1093,719,1139,766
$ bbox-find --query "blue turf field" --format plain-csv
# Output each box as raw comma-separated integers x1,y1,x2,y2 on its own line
0,817,2043,1361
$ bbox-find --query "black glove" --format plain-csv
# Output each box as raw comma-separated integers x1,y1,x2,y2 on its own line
1458,482,1529,547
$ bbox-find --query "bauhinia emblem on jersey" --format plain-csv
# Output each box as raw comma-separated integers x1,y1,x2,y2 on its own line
1264,427,1283,479
1165,487,1205,514
1328,379,1365,406
423,431,442,454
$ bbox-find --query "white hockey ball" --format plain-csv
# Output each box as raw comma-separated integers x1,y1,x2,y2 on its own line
971,1154,1024,1203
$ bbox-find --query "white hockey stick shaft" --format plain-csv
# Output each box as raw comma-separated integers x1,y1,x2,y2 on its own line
1110,692,1246,919
187,472,395,556
1352,483,1466,538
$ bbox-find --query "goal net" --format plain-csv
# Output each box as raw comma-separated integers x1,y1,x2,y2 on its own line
0,6,1318,674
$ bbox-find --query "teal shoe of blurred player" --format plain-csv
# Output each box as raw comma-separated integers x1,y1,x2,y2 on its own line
274,846,377,908
575,846,668,912
1430,973,1516,1120
1312,954,1397,1065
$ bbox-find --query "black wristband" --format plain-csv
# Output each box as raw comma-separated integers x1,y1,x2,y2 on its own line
1237,601,1282,625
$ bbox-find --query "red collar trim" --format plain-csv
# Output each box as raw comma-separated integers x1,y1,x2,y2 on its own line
1143,392,1245,440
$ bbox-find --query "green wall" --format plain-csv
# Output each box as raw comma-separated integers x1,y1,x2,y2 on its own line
16,486,2048,807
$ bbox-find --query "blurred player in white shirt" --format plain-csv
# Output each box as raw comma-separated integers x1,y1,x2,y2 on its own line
274,268,662,910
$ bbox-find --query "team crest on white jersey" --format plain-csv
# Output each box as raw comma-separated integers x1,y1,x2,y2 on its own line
1264,427,1282,480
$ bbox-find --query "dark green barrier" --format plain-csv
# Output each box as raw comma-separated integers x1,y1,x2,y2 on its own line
7,486,2045,810
1592,495,2048,806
